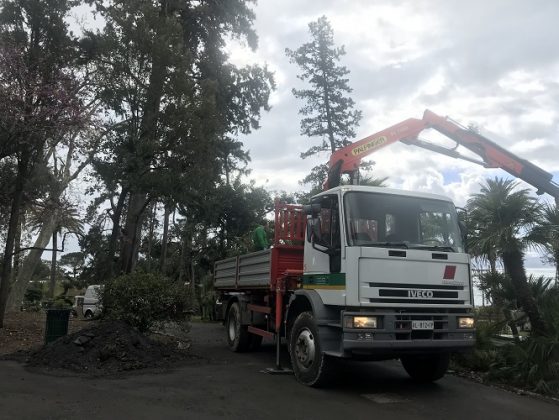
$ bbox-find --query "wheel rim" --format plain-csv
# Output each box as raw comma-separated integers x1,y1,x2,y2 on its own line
294,328,316,371
228,310,237,342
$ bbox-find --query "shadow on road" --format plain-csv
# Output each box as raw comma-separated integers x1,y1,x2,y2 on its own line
192,321,443,397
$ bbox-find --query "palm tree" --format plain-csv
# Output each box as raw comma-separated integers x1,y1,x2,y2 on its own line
358,175,389,187
528,274,554,305
466,177,549,336
531,204,559,283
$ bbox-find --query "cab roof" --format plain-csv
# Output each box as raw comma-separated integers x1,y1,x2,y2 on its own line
314,185,455,204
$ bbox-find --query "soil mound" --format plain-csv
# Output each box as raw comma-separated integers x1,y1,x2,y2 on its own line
27,320,191,375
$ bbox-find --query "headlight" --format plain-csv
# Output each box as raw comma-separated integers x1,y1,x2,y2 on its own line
457,316,475,329
344,316,378,329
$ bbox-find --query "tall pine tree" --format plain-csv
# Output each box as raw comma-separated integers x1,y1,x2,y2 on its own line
286,16,361,188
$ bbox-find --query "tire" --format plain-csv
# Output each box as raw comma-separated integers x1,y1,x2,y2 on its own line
401,353,450,382
289,311,332,387
226,302,251,352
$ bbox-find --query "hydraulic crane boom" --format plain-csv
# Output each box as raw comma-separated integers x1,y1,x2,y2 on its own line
326,109,559,204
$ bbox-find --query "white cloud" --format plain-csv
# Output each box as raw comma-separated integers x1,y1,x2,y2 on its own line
230,0,559,214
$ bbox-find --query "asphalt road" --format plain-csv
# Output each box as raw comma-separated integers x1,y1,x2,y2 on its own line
0,321,557,420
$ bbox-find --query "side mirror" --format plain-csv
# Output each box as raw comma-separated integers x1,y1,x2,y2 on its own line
458,220,468,251
313,219,322,242
458,220,467,237
306,218,322,243
306,218,313,242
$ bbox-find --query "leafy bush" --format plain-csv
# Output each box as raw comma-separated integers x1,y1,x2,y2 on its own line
453,320,505,372
21,286,44,311
539,285,559,336
488,335,559,395
101,272,192,332
454,311,559,396
51,297,73,309
24,287,43,303
487,283,559,395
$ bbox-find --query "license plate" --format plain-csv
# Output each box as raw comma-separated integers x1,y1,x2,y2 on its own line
412,320,434,330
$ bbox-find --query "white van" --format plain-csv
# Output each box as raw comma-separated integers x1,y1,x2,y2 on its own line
82,285,102,318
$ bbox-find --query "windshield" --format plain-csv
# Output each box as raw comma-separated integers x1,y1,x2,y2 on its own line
343,191,464,252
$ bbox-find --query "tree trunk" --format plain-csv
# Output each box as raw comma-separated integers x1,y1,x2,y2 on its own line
0,151,30,327
178,233,187,284
503,308,520,343
491,290,521,343
107,188,128,279
5,139,93,312
48,228,58,299
159,203,171,271
502,247,549,337
119,3,170,274
11,214,24,286
147,202,156,272
555,248,559,287
7,211,58,310
120,192,149,274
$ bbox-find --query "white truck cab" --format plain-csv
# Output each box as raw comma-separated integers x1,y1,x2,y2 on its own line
304,186,471,305
302,186,474,358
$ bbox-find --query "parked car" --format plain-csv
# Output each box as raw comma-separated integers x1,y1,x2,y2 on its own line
82,285,102,318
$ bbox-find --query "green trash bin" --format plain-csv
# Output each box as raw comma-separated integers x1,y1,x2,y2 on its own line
44,309,71,344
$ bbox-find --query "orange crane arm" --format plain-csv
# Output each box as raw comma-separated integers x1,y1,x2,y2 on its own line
326,109,559,203
326,117,427,188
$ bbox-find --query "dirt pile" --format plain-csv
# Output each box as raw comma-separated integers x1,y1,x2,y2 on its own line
27,320,192,374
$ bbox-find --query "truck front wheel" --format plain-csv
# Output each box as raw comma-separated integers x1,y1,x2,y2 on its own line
400,353,450,382
289,311,332,387
226,302,250,352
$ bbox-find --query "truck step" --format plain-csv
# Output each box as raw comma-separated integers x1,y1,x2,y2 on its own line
248,326,274,339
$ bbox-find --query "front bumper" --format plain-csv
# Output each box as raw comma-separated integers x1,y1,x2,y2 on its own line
341,311,475,356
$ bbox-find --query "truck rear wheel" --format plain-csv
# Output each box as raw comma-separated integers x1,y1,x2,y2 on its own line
401,353,450,382
289,311,332,387
226,302,250,352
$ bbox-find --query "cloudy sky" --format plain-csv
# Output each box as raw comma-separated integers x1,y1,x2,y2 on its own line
230,0,559,210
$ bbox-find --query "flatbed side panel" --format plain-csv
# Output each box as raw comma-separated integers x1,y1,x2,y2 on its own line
238,250,272,288
214,256,238,288
215,246,303,291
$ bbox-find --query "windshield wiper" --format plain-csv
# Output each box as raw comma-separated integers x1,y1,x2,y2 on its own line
410,245,456,252
363,242,409,249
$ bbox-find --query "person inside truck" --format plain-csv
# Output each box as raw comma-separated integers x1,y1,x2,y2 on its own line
351,218,378,244
252,221,269,251
384,212,414,243
385,211,421,244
